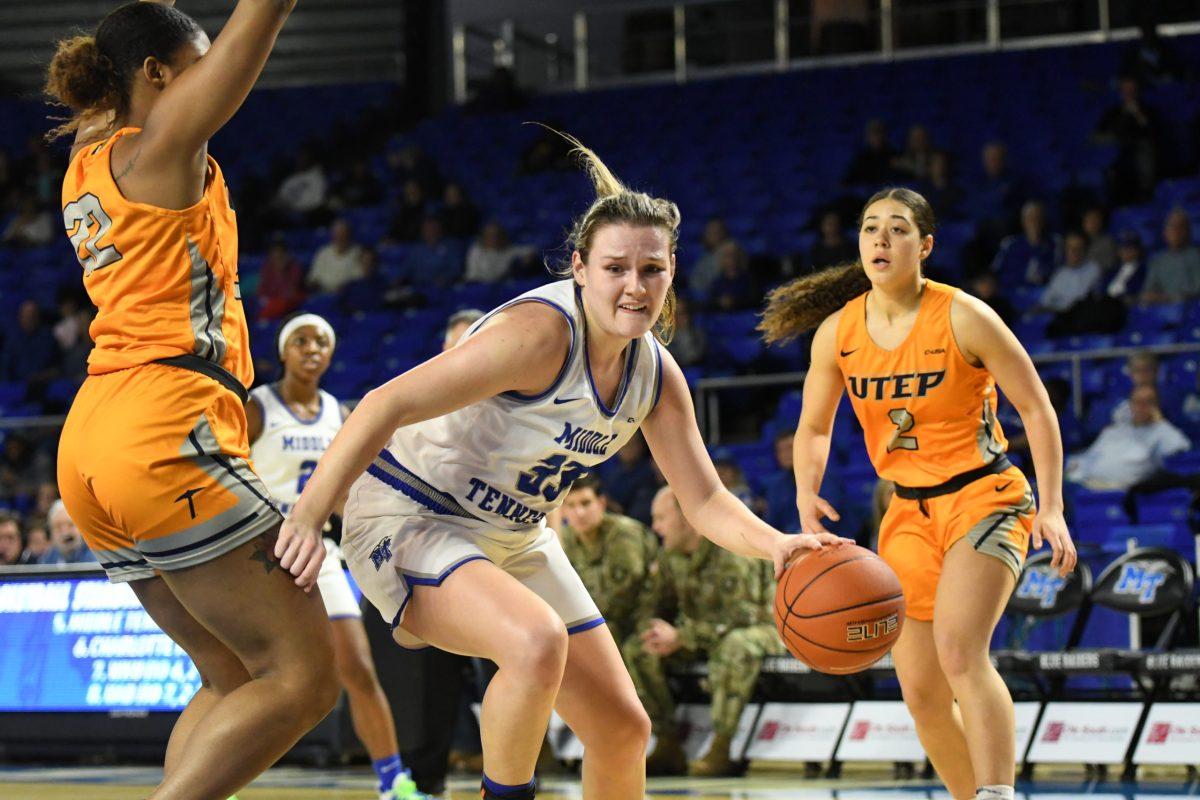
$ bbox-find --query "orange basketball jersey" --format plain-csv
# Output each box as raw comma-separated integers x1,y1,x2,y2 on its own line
835,279,1008,487
60,127,253,387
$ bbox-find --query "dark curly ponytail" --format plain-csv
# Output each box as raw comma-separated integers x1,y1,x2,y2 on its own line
45,2,203,139
759,186,937,344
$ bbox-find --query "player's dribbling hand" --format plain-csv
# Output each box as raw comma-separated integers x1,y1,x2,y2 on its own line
275,517,326,591
797,491,840,536
769,531,852,580
1032,508,1076,577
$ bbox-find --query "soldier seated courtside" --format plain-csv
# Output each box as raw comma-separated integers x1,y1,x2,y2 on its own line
624,486,785,778
559,475,659,661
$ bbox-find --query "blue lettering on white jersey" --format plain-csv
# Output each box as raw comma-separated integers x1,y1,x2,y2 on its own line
377,279,664,531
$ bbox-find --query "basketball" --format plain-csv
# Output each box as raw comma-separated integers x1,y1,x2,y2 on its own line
774,544,906,674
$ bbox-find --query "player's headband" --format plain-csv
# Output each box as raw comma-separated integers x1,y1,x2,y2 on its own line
277,313,337,358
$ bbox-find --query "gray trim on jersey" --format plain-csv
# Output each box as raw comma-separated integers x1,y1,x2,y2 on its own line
90,543,154,582
186,236,227,364
975,397,1004,464
966,486,1034,579
127,412,280,570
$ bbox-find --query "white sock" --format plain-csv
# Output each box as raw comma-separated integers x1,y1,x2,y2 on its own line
975,786,1014,800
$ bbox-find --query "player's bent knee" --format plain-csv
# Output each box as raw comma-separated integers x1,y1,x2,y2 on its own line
505,618,568,687
337,650,380,695
932,633,988,681
899,679,953,721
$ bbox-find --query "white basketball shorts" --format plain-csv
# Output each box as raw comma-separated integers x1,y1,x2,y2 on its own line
341,469,603,648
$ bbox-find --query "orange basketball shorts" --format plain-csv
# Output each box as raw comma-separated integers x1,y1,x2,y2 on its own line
57,362,281,582
877,466,1034,622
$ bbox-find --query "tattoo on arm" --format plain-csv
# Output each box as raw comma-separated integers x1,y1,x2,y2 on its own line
113,148,142,182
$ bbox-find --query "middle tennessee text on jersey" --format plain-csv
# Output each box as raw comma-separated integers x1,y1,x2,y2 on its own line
249,383,344,516
373,280,664,532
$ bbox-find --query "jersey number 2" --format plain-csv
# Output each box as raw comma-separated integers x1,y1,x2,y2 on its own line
887,408,919,452
63,193,123,275
297,460,318,495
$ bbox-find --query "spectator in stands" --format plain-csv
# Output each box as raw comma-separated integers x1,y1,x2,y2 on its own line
1006,377,1081,474
559,475,658,651
463,222,535,284
991,200,1059,286
1105,230,1148,301
688,217,730,298
388,179,428,242
442,309,484,352
0,433,51,508
1068,385,1189,490
706,241,758,311
23,148,62,208
1111,353,1165,424
843,119,897,186
38,499,97,565
51,288,87,353
893,123,934,182
256,235,307,321
1094,76,1162,204
626,485,784,778
602,433,655,521
969,272,1016,326
19,517,49,565
308,219,364,295
2,197,53,247
713,458,756,509
400,216,464,288
922,150,964,221
665,298,706,367
338,248,392,314
518,125,574,174
388,145,441,195
438,182,481,240
1120,16,1187,85
1140,209,1200,304
1038,230,1102,315
0,511,21,566
1081,205,1118,272
971,140,1026,258
763,430,799,533
34,480,59,519
331,158,383,209
59,305,95,385
273,147,329,224
0,300,60,385
807,210,858,271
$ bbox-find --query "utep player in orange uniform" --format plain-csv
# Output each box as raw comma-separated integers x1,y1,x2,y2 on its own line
48,2,338,799
761,188,1077,800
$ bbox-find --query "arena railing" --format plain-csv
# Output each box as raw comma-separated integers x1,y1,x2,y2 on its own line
451,0,1200,103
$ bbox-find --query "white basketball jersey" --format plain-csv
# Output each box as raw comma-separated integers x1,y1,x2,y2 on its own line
375,279,664,532
250,384,343,516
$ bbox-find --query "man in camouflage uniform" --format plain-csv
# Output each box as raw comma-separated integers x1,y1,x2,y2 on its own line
623,485,784,777
559,475,659,650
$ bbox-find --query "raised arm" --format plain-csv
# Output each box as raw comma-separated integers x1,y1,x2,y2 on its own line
793,312,847,534
950,292,1077,576
642,347,847,577
276,303,569,586
141,0,295,158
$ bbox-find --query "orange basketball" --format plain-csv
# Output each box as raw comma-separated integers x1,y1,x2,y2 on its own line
774,544,906,674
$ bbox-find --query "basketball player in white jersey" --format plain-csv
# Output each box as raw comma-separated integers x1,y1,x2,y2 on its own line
275,137,847,800
246,313,428,800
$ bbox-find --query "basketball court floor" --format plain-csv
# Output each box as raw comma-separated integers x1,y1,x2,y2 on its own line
1,765,1197,799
